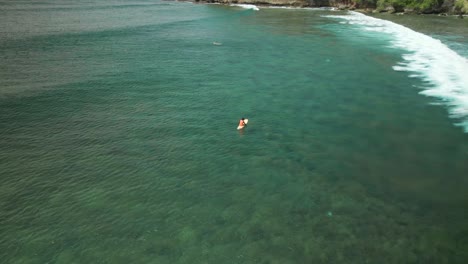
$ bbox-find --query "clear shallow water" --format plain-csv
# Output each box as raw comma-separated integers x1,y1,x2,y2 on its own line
1,1,468,263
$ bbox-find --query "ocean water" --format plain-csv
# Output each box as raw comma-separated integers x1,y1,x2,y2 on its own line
1,1,468,263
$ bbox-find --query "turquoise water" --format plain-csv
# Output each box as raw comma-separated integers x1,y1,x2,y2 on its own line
1,1,468,263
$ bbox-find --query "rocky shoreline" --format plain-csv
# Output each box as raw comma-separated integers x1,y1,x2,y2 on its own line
193,0,467,16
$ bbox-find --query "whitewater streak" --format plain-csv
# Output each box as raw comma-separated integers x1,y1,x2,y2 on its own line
230,4,259,11
326,12,468,132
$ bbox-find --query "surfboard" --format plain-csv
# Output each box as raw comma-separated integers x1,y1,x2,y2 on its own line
237,119,249,130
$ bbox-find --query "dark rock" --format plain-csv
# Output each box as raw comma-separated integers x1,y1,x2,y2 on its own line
441,0,456,13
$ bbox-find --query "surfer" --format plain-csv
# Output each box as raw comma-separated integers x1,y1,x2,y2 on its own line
237,118,247,130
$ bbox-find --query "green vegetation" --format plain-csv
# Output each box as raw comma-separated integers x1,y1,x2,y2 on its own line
351,0,467,14
376,0,442,12
455,0,468,12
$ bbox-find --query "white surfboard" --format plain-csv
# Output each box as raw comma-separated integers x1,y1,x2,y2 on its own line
237,119,249,130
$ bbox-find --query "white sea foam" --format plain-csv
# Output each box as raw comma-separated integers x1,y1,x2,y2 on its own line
325,11,468,132
230,4,259,11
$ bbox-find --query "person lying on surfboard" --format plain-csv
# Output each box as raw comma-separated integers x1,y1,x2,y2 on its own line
237,118,248,130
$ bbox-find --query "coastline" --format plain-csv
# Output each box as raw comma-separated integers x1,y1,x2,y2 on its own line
192,0,467,16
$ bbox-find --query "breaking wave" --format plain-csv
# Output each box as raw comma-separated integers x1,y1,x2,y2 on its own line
325,11,468,132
